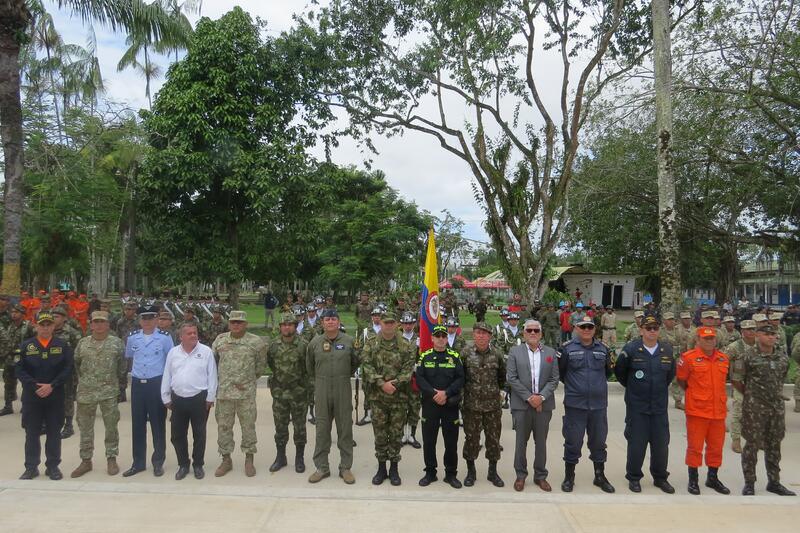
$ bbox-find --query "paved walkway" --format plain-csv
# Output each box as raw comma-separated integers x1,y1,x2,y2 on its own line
1,383,799,532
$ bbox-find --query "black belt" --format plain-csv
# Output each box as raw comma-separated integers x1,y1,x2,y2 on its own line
132,376,160,384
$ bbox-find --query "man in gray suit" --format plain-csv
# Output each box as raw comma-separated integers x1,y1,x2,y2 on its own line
507,319,560,491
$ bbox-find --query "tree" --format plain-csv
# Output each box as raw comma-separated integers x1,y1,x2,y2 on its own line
0,0,185,294
291,0,701,301
433,210,470,277
138,7,323,307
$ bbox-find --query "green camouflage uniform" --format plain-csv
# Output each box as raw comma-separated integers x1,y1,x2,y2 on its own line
214,332,268,455
55,324,83,419
2,320,35,404
268,334,309,447
726,338,756,442
623,322,641,343
354,301,374,336
732,345,789,484
206,318,229,346
448,334,468,356
461,343,506,461
360,334,416,462
792,338,800,402
301,317,323,342
676,324,695,354
115,314,139,390
659,326,684,403
540,310,561,347
400,332,421,427
74,335,126,460
306,332,359,474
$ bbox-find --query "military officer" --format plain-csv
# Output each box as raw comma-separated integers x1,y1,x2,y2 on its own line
558,315,615,493
615,314,676,493
16,312,74,480
360,312,416,486
115,301,140,402
399,312,422,448
733,324,795,496
720,316,740,346
677,312,695,354
416,325,465,489
122,305,175,478
355,308,382,426
52,305,82,439
206,307,229,345
266,313,309,474
461,322,506,488
0,304,35,416
70,311,126,477
659,312,685,410
157,311,179,344
306,309,359,484
540,304,561,348
301,303,323,341
213,310,268,477
445,315,466,355
726,320,756,453
600,306,617,346
624,311,644,343
354,292,374,334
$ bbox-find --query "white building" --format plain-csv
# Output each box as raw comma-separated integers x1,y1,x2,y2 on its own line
550,265,639,309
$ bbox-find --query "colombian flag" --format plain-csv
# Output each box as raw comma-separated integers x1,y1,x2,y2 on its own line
419,228,440,352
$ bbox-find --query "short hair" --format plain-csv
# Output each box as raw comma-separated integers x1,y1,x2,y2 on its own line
179,322,198,334
523,319,541,329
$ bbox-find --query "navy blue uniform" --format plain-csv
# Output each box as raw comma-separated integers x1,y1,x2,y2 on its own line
615,339,675,482
558,338,612,464
416,348,465,477
15,337,73,470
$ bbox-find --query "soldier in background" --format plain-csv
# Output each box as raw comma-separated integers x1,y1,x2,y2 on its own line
213,310,267,478
541,304,561,348
0,304,35,416
399,313,422,448
461,322,506,488
733,324,795,496
52,305,82,439
474,297,488,323
659,312,685,410
157,311,179,345
600,306,617,347
115,301,140,403
360,312,416,486
267,313,309,474
624,311,644,343
445,316,466,355
70,311,126,478
354,292,374,334
726,320,757,453
207,307,229,346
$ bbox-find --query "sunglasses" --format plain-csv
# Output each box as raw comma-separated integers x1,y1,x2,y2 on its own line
643,325,660,331
525,328,541,334
577,324,595,330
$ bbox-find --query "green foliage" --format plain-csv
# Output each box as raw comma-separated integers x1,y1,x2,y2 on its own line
541,289,571,308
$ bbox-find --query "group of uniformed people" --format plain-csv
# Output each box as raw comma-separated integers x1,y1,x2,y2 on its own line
1,290,797,497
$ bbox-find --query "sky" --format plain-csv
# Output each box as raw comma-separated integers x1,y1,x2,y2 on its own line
46,0,572,244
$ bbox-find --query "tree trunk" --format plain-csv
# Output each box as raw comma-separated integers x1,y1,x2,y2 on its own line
652,0,682,311
228,280,240,309
0,5,29,296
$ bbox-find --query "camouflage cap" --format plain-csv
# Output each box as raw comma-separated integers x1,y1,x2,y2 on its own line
769,312,784,321
279,312,297,325
633,310,644,318
36,311,54,324
739,320,756,329
722,316,735,323
752,313,768,322
757,324,777,334
662,312,675,320
229,310,247,322
380,311,397,323
472,321,492,334
320,308,339,319
679,311,691,319
51,304,69,316
91,311,109,322
701,310,715,319
124,301,139,309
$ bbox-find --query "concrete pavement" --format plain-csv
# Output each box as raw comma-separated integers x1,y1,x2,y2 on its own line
1,381,799,532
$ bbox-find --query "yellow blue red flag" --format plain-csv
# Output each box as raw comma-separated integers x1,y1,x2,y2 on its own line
419,228,440,352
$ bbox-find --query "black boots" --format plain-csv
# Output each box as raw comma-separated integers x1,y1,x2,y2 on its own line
388,461,401,486
464,460,477,487
295,445,305,473
0,402,12,416
408,426,421,449
487,461,504,487
269,445,287,472
60,416,74,439
372,461,388,485
561,462,575,492
705,467,730,494
688,467,700,495
766,480,796,496
592,462,615,493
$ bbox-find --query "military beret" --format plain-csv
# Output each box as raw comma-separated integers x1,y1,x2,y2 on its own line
279,312,297,325
228,310,247,322
91,311,109,322
321,308,339,319
739,320,756,329
380,311,397,323
472,322,492,334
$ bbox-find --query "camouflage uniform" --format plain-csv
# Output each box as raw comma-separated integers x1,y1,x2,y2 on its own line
355,300,374,335
74,335,126,460
540,310,561,347
659,326,684,404
268,334,309,447
1,319,35,407
206,318,229,346
733,345,789,485
461,343,506,461
301,317,323,342
115,313,139,391
213,332,268,455
401,331,421,428
623,322,641,343
726,338,756,443
360,334,416,462
792,339,800,408
55,323,83,421
448,334,468,356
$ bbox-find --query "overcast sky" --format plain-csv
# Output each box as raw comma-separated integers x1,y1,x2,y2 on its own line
47,0,574,244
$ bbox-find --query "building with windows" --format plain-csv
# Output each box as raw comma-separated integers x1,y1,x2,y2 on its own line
736,259,800,307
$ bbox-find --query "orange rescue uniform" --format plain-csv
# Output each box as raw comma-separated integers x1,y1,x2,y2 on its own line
676,347,729,468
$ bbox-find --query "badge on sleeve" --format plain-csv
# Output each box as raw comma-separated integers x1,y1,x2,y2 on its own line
634,370,644,379
323,342,331,352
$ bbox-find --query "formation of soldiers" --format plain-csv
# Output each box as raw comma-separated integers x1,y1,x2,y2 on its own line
1,288,798,497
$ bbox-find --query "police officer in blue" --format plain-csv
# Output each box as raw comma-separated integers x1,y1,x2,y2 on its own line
557,314,615,493
15,311,74,480
614,314,676,494
123,305,175,477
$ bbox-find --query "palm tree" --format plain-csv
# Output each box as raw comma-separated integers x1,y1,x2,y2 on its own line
0,0,187,294
116,30,163,109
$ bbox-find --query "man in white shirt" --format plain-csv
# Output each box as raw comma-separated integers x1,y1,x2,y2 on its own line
161,322,217,480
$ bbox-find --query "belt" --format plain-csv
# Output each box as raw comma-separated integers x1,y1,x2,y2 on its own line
132,376,160,384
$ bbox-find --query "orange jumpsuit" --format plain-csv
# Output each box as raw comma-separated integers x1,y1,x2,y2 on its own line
676,348,729,468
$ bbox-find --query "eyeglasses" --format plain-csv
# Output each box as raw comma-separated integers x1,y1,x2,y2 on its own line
577,324,595,330
643,326,660,331
525,328,541,334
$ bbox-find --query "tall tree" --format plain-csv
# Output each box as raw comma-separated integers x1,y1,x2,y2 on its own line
0,0,184,294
